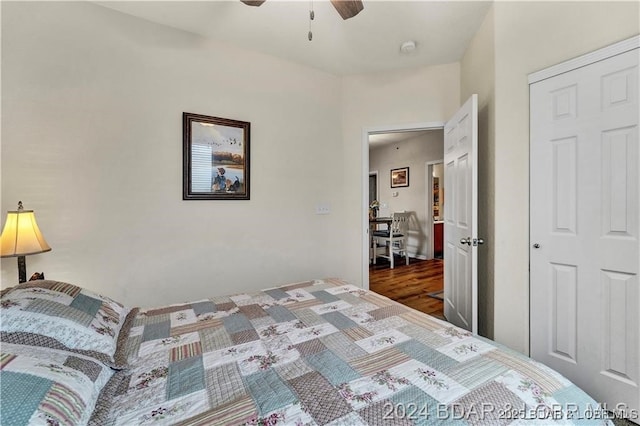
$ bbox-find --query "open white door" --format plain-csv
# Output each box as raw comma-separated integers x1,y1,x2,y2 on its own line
443,94,479,334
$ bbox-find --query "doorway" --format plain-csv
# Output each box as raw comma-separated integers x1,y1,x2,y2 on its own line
365,125,445,318
426,161,444,261
368,172,378,208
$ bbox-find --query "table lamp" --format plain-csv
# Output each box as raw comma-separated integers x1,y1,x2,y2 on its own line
0,201,51,283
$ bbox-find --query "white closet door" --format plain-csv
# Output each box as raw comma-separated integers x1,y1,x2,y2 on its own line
530,46,639,414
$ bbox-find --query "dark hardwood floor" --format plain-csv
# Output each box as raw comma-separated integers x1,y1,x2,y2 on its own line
369,256,444,319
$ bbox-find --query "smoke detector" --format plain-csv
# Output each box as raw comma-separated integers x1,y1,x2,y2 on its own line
400,40,417,54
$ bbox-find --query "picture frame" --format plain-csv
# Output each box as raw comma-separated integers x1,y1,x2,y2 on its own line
390,167,409,188
183,112,250,200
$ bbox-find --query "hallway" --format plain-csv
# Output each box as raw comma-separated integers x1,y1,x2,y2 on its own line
369,258,444,319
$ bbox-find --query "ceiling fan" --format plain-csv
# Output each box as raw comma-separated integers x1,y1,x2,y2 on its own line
240,0,364,20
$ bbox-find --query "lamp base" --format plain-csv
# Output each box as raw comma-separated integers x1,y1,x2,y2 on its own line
17,256,26,283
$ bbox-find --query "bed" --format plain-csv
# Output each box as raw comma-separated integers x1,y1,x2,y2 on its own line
0,278,614,425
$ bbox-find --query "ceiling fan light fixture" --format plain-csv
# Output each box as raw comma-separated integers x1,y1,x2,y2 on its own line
400,40,417,54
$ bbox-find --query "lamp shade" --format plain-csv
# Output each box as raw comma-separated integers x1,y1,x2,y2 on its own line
0,207,51,258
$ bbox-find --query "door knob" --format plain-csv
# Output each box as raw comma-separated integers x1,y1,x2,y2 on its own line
473,238,484,246
460,237,471,245
533,243,540,249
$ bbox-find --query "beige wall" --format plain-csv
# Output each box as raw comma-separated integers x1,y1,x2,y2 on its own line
4,0,636,356
0,2,461,309
0,2,345,307
460,1,639,353
369,131,444,258
460,6,495,340
340,63,461,286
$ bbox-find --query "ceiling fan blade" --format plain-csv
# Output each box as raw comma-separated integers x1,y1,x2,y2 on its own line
240,0,266,6
330,0,364,20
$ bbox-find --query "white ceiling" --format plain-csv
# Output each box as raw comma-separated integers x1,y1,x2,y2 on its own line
95,0,492,76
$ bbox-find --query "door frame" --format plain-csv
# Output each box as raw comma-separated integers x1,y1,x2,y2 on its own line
425,160,444,260
368,171,379,206
362,121,445,290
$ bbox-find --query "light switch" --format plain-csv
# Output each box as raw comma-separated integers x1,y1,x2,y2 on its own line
315,204,331,215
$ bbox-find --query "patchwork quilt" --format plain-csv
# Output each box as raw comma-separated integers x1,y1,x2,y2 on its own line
1,280,136,368
102,279,610,425
0,342,114,426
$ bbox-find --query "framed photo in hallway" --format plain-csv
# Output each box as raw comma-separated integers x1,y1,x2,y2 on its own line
390,167,409,188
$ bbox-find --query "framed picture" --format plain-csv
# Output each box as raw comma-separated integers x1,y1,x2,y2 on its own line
183,112,250,200
390,167,409,188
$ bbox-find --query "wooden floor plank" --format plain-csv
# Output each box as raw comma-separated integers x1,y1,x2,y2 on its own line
369,257,444,319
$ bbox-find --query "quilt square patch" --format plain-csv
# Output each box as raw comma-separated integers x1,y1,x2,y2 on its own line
191,301,216,315
335,292,365,307
396,340,458,372
436,337,495,362
249,316,276,330
169,342,203,362
274,358,313,380
265,305,297,323
494,370,559,408
389,385,438,426
364,316,410,335
263,288,290,300
311,290,340,304
202,341,266,371
357,399,414,425
368,305,409,321
287,323,339,345
69,293,103,318
48,281,82,298
294,338,327,356
341,326,374,342
144,304,191,316
223,314,253,334
231,329,260,345
215,301,238,312
282,289,316,304
442,355,508,389
238,304,268,319
135,312,169,327
452,380,521,426
320,332,368,362
244,369,297,415
205,362,246,408
0,353,17,369
167,355,205,400
399,324,451,348
63,356,101,382
397,359,467,405
39,382,84,425
321,311,359,330
292,308,324,326
355,329,411,353
238,347,300,376
170,309,197,327
24,299,93,327
306,350,360,386
0,372,52,426
141,320,171,342
309,300,352,315
289,371,352,424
